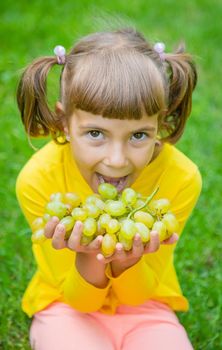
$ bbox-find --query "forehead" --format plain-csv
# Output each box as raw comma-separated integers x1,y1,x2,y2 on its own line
70,109,158,132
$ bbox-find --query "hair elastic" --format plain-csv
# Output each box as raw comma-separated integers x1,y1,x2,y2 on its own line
53,45,66,65
153,42,166,60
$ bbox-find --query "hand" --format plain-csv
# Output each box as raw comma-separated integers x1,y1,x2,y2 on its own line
96,231,179,276
45,217,110,287
44,217,103,253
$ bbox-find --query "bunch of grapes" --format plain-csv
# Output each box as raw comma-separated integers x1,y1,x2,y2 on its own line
31,184,179,257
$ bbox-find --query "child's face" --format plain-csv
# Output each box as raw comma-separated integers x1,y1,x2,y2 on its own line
65,109,158,193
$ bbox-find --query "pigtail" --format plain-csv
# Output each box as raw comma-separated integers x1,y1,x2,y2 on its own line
160,45,197,143
17,56,61,139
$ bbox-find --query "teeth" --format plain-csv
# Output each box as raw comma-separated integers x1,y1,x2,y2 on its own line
109,179,120,185
117,177,126,191
98,174,105,184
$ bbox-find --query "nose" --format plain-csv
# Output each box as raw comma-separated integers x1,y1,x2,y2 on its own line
103,142,129,169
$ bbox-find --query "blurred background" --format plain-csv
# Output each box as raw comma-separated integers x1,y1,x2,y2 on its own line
0,0,221,348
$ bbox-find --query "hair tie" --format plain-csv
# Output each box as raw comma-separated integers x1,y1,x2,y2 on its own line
53,45,66,65
153,42,166,61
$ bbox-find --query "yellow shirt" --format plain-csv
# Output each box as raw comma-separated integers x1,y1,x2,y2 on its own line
16,141,202,317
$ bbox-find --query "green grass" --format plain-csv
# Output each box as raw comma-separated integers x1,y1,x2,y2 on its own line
0,0,222,348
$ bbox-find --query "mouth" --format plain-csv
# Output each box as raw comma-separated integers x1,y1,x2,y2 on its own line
96,172,129,192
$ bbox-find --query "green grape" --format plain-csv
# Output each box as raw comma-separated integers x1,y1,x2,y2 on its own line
31,229,46,244
132,199,146,209
105,200,127,217
83,203,101,219
83,217,97,237
96,221,106,236
98,183,118,200
152,220,167,241
81,235,94,246
64,203,73,214
106,219,120,234
149,198,170,215
134,222,150,243
118,232,133,251
162,213,179,234
98,213,111,229
118,216,128,223
86,194,102,202
85,195,105,209
42,213,51,223
45,201,67,219
60,216,75,231
31,217,45,231
120,219,137,240
121,188,137,206
64,192,81,208
101,233,117,257
133,211,154,229
35,186,176,252
71,207,88,221
94,198,106,211
50,192,64,202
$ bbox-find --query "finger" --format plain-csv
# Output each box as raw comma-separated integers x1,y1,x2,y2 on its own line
88,235,103,251
145,230,160,253
51,224,67,249
67,221,83,250
96,253,107,264
96,243,124,264
44,216,60,238
162,233,179,245
132,234,144,257
114,242,127,261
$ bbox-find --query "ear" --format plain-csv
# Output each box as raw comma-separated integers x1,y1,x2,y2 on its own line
155,139,161,146
55,101,64,116
55,101,68,133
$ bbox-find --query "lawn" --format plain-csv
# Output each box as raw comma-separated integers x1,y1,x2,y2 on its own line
0,0,222,349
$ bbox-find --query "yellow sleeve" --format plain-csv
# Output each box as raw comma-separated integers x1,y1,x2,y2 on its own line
170,169,202,236
62,263,112,312
16,164,50,225
16,162,111,313
107,168,202,305
106,257,159,305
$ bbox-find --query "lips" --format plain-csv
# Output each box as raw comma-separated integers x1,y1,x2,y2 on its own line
96,173,128,192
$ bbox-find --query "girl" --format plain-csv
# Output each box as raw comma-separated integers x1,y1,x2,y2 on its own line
16,28,202,350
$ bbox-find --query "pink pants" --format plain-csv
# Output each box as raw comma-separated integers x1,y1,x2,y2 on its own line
30,301,193,350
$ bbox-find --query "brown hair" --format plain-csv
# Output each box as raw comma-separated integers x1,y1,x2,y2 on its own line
17,27,197,144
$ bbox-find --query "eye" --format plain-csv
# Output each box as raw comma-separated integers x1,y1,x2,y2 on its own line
131,132,148,141
87,130,104,140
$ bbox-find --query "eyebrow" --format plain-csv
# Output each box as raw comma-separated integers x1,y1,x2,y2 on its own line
79,125,156,132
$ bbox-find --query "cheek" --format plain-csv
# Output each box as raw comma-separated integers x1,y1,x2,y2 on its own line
70,142,84,165
73,150,89,167
70,142,97,169
135,144,155,167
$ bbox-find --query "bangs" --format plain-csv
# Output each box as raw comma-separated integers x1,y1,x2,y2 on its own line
64,50,166,119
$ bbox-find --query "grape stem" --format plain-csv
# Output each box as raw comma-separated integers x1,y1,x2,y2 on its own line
127,187,159,219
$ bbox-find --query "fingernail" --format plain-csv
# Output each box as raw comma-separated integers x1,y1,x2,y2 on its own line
116,242,122,251
97,235,103,240
75,221,82,229
97,254,103,261
151,230,158,237
97,237,103,244
57,224,64,232
52,216,59,222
